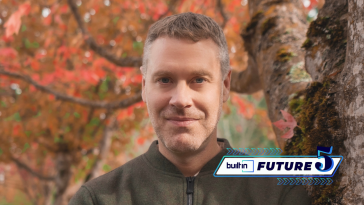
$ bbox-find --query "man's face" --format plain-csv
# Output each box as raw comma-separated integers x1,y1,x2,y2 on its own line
141,37,231,154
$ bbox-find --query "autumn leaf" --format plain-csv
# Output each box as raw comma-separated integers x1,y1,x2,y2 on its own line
272,110,298,139
137,137,145,145
0,48,18,59
4,2,31,37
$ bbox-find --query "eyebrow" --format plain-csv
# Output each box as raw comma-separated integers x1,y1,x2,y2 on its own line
151,70,214,80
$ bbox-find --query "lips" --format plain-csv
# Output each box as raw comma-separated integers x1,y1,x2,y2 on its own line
166,117,198,126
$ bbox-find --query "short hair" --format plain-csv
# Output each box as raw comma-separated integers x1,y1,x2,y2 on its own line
142,12,230,80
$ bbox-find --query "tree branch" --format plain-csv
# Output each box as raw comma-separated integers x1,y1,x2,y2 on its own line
217,0,229,28
85,115,116,182
10,156,55,181
230,54,262,94
0,66,142,109
67,0,142,67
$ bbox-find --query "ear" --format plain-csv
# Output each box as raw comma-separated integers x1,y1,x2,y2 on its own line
222,69,232,103
140,66,146,103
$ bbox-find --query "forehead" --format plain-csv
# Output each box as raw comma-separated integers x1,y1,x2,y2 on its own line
147,37,221,79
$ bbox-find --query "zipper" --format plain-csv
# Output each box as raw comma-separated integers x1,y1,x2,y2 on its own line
186,176,195,205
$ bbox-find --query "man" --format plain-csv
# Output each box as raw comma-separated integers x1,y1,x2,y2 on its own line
69,12,310,205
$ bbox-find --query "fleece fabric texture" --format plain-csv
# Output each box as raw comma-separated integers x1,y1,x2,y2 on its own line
69,138,311,205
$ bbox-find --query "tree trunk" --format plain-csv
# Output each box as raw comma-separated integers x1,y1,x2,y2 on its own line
338,0,364,203
240,0,311,148
237,0,364,203
54,152,73,205
248,0,364,203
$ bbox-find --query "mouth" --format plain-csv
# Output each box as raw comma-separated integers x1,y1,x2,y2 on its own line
166,118,198,127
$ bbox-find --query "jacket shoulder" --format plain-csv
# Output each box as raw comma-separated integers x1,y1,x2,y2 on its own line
69,154,145,204
85,154,144,190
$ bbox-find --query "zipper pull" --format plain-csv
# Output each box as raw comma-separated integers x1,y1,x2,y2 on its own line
186,176,195,194
186,177,195,205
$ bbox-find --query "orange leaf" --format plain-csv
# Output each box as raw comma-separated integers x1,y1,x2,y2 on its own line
13,124,22,136
43,15,52,26
4,2,31,37
137,137,145,145
49,95,55,101
60,4,68,13
30,60,40,71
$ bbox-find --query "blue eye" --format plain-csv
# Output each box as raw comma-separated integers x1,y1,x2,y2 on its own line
195,78,205,83
160,78,170,83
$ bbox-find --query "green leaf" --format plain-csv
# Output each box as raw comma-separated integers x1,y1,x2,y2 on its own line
13,112,21,122
21,25,27,32
24,38,39,49
122,53,127,58
5,112,21,122
25,130,31,137
35,111,41,117
113,149,119,156
22,143,30,153
132,41,143,54
98,92,106,100
89,118,100,126
54,137,62,143
112,16,119,24
100,78,108,92
73,112,80,118
0,148,2,156
102,164,112,172
1,101,7,107
64,126,71,133
85,158,94,170
63,113,70,119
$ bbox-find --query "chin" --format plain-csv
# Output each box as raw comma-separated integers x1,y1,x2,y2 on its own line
160,133,206,153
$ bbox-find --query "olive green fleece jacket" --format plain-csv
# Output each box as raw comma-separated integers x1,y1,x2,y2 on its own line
69,138,311,205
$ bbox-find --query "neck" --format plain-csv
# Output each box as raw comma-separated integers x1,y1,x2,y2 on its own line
158,131,222,177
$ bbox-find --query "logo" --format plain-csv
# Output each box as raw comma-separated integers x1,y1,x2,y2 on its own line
214,146,343,178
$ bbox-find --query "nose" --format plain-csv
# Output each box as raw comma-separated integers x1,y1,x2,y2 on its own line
169,82,192,109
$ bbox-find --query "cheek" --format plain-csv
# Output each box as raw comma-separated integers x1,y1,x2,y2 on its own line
196,87,222,118
145,89,168,113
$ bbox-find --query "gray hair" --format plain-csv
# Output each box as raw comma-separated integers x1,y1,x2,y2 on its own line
141,12,230,80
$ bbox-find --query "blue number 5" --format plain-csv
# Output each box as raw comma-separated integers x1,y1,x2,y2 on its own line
315,146,334,172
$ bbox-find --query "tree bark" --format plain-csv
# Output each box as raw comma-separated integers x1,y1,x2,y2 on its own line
242,0,311,148
54,151,73,205
338,0,364,203
279,0,364,203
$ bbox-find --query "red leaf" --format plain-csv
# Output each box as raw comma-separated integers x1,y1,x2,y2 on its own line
60,5,68,13
272,110,297,139
281,129,294,139
30,60,40,71
117,110,127,120
0,47,18,58
137,137,145,145
18,2,31,15
139,4,145,14
127,107,134,116
43,15,52,26
2,34,14,43
13,124,22,136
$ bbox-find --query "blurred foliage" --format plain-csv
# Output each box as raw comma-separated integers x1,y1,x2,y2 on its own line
219,92,276,148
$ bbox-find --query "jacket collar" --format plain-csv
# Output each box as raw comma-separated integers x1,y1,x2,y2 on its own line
143,138,232,176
